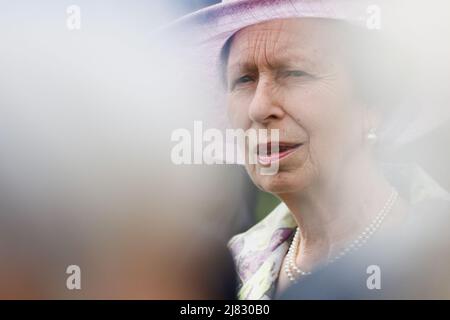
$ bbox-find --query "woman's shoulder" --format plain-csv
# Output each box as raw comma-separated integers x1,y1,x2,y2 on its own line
383,162,450,206
227,202,296,299
391,162,450,230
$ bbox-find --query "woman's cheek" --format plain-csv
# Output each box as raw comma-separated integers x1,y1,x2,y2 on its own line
228,97,249,129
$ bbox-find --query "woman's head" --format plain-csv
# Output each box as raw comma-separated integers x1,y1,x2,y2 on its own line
223,18,384,195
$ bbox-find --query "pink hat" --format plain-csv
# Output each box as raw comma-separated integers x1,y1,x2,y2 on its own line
164,0,376,70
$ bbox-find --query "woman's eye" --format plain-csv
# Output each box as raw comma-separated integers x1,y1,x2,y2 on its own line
285,70,308,77
231,75,254,89
236,75,253,84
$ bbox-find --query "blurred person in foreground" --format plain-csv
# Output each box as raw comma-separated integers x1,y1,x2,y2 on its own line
0,17,238,298
167,0,450,299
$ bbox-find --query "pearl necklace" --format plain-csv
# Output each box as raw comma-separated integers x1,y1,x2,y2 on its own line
284,188,398,282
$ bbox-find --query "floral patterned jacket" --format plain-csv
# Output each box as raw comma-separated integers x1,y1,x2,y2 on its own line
227,163,450,300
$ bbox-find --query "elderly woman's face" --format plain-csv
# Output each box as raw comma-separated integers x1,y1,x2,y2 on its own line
226,19,369,194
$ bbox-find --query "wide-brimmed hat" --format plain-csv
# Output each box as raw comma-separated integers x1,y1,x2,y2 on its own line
159,0,450,154
164,0,375,70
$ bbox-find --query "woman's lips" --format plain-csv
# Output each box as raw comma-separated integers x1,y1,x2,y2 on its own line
257,143,302,166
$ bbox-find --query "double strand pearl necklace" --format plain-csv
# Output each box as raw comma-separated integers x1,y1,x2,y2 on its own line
284,188,398,282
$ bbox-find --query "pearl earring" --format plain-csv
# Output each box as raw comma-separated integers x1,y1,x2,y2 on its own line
367,128,377,143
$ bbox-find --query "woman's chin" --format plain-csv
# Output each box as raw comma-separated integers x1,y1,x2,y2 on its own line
252,170,309,195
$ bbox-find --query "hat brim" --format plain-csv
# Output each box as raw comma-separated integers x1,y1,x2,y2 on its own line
160,0,371,65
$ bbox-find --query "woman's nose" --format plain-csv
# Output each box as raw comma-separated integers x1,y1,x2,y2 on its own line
248,80,285,124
